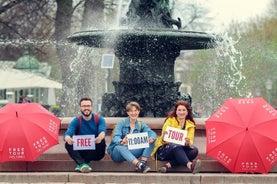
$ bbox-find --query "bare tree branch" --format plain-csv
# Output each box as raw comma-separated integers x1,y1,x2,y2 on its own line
0,0,27,15
0,19,25,39
72,0,85,13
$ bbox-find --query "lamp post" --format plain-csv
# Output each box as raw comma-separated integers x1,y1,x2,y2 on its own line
265,79,272,104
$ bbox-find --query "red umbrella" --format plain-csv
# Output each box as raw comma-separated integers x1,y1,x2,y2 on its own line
0,103,61,162
205,97,277,173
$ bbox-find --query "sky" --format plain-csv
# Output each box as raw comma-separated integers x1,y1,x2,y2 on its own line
205,0,271,31
173,0,272,32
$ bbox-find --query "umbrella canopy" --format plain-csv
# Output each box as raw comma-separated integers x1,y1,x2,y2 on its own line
205,97,277,173
0,103,61,162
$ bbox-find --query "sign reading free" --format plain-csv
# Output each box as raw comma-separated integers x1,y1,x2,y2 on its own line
127,132,149,150
163,126,188,145
73,135,95,150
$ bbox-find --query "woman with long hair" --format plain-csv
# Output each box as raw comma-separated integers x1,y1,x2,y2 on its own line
151,100,201,174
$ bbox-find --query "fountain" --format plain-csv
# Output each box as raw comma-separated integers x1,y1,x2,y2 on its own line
67,0,219,117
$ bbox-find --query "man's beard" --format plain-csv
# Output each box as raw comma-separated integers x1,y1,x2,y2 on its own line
81,110,92,117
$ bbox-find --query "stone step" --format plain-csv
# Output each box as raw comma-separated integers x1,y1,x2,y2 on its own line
1,172,277,184
1,158,277,173
0,159,230,172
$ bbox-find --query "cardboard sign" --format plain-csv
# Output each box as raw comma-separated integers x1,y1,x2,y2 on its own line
163,126,188,145
73,135,95,150
127,132,149,150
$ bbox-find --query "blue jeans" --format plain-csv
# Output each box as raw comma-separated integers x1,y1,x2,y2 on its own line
110,143,154,163
157,143,198,167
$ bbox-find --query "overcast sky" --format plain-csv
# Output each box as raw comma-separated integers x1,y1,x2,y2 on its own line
208,0,270,26
174,0,271,32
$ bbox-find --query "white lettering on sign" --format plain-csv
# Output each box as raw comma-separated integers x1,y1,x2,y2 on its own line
217,150,232,165
266,147,277,165
237,98,254,104
33,136,49,152
8,147,25,159
127,132,149,150
214,105,229,119
163,126,188,145
262,104,277,117
207,127,217,144
49,119,59,134
241,161,258,171
73,135,95,150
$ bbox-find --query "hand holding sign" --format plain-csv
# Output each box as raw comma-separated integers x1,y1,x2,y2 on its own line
127,132,149,150
73,135,95,150
163,126,188,145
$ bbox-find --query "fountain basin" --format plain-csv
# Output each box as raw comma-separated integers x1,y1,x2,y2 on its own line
67,29,217,50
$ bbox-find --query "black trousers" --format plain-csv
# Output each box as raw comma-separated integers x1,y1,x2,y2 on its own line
65,139,106,165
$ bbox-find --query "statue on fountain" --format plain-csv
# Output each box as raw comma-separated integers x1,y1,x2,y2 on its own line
126,0,182,29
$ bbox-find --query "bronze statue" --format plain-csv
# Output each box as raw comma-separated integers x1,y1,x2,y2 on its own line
126,0,181,29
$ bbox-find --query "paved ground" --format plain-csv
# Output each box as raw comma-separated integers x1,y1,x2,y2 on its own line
1,172,277,184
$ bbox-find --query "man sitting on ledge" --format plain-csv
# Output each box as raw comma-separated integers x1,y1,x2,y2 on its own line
64,97,106,173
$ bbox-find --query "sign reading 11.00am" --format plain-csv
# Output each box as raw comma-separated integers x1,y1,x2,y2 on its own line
127,132,149,150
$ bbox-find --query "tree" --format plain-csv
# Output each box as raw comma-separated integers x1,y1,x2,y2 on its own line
54,0,105,116
187,1,277,116
173,0,213,31
0,0,56,60
54,0,78,116
0,0,110,115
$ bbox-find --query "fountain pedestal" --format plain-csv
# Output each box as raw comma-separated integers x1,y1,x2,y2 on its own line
102,81,181,117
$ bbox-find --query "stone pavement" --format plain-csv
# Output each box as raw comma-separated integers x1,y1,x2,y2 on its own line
1,172,277,184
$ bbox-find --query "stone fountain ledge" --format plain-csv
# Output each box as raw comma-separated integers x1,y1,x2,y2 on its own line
69,29,217,38
59,117,207,131
68,29,219,50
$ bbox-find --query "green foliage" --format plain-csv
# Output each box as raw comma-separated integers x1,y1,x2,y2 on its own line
50,105,61,117
187,16,277,116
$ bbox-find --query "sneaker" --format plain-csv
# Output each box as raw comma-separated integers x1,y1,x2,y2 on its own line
191,159,201,174
75,164,81,172
135,166,140,172
135,160,146,172
140,163,151,173
80,163,92,173
158,166,167,173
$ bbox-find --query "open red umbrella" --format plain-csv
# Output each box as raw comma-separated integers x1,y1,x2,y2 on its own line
0,103,61,162
205,97,277,173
